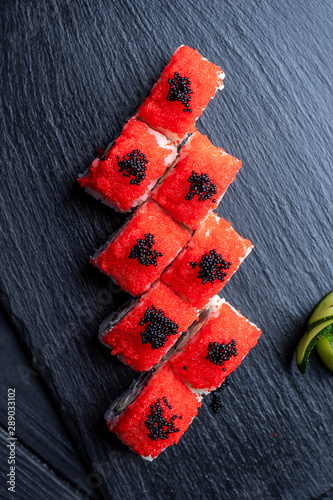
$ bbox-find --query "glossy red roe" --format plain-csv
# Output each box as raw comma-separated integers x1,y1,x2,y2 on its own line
162,214,253,309
151,132,242,230
78,118,177,212
107,364,202,460
100,281,198,372
137,46,224,145
91,201,191,296
170,299,262,392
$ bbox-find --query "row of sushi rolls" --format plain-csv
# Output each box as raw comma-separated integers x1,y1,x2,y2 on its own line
79,46,262,461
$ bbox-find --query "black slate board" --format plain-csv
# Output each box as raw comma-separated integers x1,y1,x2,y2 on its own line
1,1,333,499
0,427,81,500
0,311,96,499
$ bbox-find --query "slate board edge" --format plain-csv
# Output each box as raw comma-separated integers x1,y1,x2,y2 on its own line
0,292,102,499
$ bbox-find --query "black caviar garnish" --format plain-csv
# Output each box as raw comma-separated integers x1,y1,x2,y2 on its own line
206,340,237,366
163,396,173,409
117,149,149,185
220,376,230,390
167,72,193,112
139,305,179,349
129,233,163,267
191,249,231,285
145,398,180,441
185,171,217,203
211,376,230,414
212,394,223,413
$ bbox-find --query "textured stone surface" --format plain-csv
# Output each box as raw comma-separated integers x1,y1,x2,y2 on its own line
1,0,332,499
0,427,81,500
0,311,96,499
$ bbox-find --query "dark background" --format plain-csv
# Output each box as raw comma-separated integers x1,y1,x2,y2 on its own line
1,0,332,499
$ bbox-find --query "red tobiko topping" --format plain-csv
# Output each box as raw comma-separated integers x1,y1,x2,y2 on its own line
152,132,241,230
108,364,201,459
79,118,176,211
162,215,252,309
91,201,190,296
102,281,197,372
170,302,261,391
138,46,224,143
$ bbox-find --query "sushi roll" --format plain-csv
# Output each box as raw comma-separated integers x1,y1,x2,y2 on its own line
137,46,224,145
105,363,202,460
99,281,198,372
162,214,253,310
169,296,262,393
78,118,177,213
151,132,242,230
91,201,191,296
